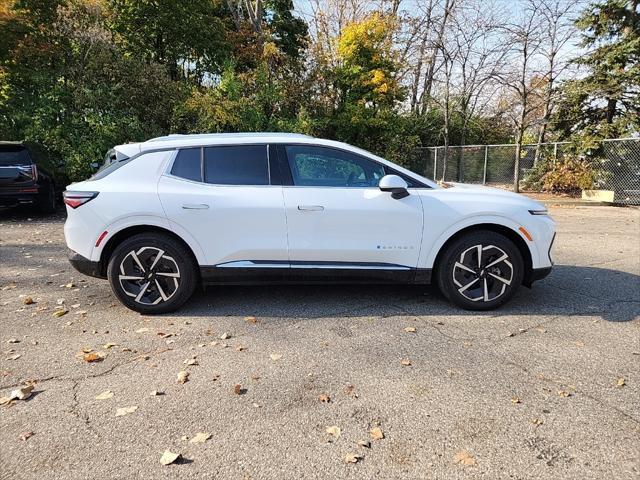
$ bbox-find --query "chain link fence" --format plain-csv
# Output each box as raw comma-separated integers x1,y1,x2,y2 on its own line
413,138,640,204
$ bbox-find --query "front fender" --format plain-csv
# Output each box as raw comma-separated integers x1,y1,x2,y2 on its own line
419,214,535,270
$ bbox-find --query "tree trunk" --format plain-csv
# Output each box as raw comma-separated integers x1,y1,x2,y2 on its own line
514,129,523,193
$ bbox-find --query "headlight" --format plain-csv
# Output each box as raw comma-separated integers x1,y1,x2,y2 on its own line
529,209,548,215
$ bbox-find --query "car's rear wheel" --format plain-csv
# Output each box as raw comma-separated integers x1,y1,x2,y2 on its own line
436,231,524,310
107,233,198,314
38,182,56,214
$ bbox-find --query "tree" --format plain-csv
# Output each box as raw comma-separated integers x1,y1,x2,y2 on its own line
554,0,639,142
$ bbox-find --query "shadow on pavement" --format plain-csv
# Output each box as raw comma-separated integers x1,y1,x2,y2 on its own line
173,264,639,323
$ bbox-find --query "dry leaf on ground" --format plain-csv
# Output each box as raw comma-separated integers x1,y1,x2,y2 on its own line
177,371,189,384
23,297,34,305
400,359,412,366
160,450,181,465
344,453,363,463
184,358,199,366
357,440,371,448
52,309,68,318
511,396,521,404
369,427,384,440
326,425,341,439
95,390,114,400
82,351,105,363
453,451,476,466
219,332,231,340
233,384,243,395
10,385,34,401
245,316,257,323
318,394,330,403
270,353,282,361
189,432,211,443
115,405,138,417
20,431,34,441
404,327,417,333
616,378,626,387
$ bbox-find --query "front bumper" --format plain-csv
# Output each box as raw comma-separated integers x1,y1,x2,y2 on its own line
68,250,105,279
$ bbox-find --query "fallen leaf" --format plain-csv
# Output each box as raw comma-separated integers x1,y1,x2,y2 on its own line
115,405,138,417
23,297,34,305
557,390,571,397
74,310,87,316
344,384,357,397
64,282,75,288
400,359,412,366
10,385,34,401
70,303,81,308
369,427,384,440
453,451,476,466
159,450,180,465
235,345,246,352
0,396,12,405
318,394,330,403
219,332,231,340
532,418,544,426
52,309,68,318
95,390,114,400
7,354,21,361
344,453,363,464
150,390,164,396
233,383,243,395
270,353,282,361
177,371,189,384
6,338,20,344
20,431,34,441
404,326,417,333
135,327,149,333
83,352,105,363
189,432,211,444
103,343,118,349
326,425,341,439
357,440,371,448
245,316,257,323
511,396,521,404
184,358,199,366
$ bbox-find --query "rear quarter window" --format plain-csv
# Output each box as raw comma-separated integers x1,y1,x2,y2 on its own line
171,148,202,182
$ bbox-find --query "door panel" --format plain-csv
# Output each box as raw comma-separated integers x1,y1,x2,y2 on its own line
282,187,423,267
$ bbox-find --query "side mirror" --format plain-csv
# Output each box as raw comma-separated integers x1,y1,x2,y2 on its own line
379,174,409,199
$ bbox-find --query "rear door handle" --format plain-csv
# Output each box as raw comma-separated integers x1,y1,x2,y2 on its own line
182,203,209,210
298,205,324,211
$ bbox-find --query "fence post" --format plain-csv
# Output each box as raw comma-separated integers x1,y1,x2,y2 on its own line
483,145,488,185
433,148,438,179
553,142,558,162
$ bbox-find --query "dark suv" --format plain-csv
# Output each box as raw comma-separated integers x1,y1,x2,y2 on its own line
0,142,59,212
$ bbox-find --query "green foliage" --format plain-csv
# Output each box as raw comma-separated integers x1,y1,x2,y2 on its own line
553,0,639,143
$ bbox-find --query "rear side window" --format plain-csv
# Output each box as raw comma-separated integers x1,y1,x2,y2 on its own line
204,145,269,185
0,146,32,166
171,148,202,182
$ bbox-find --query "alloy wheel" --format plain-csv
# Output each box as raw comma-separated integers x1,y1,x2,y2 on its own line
118,247,181,305
452,244,513,302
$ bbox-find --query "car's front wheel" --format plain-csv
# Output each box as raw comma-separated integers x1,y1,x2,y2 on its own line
107,233,198,314
436,231,524,310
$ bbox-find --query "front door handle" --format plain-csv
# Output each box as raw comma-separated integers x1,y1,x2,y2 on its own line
298,205,324,211
182,203,209,210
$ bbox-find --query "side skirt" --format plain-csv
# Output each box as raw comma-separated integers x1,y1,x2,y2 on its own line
200,263,432,286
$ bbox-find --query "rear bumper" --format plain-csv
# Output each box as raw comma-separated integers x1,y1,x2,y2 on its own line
68,250,105,279
0,192,39,207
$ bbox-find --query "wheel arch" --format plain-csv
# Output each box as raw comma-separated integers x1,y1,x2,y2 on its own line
431,223,534,287
98,225,201,279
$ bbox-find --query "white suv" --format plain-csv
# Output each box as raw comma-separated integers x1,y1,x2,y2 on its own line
63,133,555,314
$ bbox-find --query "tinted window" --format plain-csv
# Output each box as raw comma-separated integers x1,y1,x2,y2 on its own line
171,148,202,182
204,145,269,185
285,145,385,187
0,146,31,166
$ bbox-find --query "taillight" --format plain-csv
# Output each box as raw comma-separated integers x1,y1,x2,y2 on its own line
63,191,99,209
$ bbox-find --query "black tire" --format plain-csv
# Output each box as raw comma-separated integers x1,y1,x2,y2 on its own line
38,183,56,214
436,231,524,311
107,233,198,314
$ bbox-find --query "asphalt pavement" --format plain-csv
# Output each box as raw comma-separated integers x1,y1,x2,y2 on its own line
0,205,638,479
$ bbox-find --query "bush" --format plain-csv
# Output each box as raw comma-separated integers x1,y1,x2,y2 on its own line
541,155,598,194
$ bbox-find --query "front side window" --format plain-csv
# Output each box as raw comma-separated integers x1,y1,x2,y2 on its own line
204,145,269,185
285,145,385,187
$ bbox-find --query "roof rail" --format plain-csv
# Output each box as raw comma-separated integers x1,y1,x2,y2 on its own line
146,132,313,142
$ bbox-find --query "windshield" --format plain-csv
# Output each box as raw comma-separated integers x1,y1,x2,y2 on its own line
0,146,31,166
